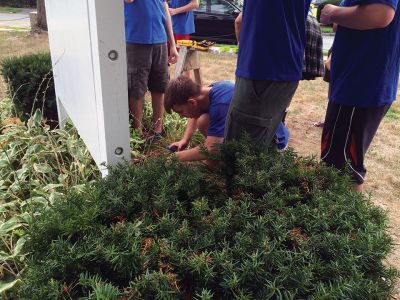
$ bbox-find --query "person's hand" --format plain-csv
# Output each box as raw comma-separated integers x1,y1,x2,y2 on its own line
169,8,178,16
169,46,179,64
320,4,337,25
169,139,188,151
325,53,332,71
125,0,135,3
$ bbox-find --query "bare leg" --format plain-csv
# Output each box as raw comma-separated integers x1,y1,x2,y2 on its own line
129,96,144,134
182,70,191,77
354,183,363,193
196,113,210,138
150,91,164,133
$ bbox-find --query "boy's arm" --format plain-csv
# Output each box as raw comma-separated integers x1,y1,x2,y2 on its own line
169,0,199,16
164,1,179,64
175,136,223,162
235,12,242,42
169,118,198,150
320,3,395,30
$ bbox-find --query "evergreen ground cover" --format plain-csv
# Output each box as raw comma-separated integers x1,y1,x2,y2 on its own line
18,140,398,299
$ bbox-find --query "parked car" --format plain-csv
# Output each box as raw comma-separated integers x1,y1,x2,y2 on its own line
191,0,242,45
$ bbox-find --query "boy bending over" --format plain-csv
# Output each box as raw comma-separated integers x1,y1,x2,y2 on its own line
164,76,289,166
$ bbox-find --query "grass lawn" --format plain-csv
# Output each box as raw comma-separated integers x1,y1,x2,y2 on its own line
321,25,334,34
0,6,22,13
1,30,399,296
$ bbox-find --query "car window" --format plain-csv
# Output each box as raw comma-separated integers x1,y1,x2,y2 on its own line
210,0,237,14
196,0,207,12
230,0,243,9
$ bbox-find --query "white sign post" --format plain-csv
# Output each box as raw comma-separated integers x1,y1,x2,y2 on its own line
45,0,130,176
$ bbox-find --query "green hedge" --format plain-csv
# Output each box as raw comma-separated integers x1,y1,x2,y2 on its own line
0,53,57,124
18,141,398,299
1,0,36,8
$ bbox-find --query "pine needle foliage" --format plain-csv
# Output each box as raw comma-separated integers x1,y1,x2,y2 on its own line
19,140,398,299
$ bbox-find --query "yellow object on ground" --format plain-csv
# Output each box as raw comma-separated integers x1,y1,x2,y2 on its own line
177,40,215,51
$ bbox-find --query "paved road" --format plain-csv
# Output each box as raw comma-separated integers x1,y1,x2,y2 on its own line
0,9,33,28
322,34,334,51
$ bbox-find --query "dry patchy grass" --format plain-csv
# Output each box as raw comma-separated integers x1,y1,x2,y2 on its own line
0,32,399,294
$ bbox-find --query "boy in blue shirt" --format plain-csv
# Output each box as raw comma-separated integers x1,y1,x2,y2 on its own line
320,0,399,192
124,0,179,137
164,76,289,166
169,0,198,41
225,0,311,145
169,0,199,77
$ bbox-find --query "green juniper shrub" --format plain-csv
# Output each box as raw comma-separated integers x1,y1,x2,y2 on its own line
0,52,57,124
19,140,398,299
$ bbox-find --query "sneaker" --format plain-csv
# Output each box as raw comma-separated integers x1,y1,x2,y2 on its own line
274,122,289,152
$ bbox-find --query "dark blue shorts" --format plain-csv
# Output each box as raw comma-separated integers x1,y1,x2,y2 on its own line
321,101,391,184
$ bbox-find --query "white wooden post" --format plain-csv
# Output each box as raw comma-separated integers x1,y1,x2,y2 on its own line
45,0,130,176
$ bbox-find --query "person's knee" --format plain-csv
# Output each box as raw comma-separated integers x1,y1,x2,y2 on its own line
197,114,210,137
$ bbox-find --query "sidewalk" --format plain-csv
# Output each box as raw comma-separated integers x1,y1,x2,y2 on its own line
322,33,334,51
0,8,33,30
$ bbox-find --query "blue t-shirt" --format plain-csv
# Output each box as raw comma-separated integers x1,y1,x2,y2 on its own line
208,81,234,137
124,0,167,44
330,0,400,107
170,0,195,35
236,0,312,81
207,81,290,144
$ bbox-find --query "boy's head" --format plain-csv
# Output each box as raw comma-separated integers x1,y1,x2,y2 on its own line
164,75,202,118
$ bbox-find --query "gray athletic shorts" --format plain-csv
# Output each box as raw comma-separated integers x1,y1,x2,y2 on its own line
126,43,169,99
225,77,298,144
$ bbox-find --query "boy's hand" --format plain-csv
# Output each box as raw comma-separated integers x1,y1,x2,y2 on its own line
169,8,178,16
169,139,188,151
169,46,179,64
125,0,135,3
325,53,332,70
320,4,337,25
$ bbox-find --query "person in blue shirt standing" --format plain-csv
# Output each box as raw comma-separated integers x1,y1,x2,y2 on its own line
164,76,289,167
169,0,198,41
124,0,179,138
224,0,312,147
169,0,199,76
320,0,399,192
